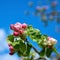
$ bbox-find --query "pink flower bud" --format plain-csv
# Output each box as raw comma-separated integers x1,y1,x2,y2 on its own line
10,24,14,30
15,22,22,28
13,31,19,36
13,22,22,31
13,26,20,32
22,23,27,29
48,37,57,45
8,44,12,47
9,46,14,51
9,52,14,55
19,30,24,34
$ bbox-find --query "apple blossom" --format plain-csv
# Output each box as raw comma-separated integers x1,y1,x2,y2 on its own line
19,29,24,34
13,26,20,32
9,46,14,51
48,37,57,45
9,45,15,55
22,23,27,29
9,52,14,55
13,31,19,36
8,22,58,58
10,22,22,32
14,23,22,31
8,44,12,47
14,22,22,28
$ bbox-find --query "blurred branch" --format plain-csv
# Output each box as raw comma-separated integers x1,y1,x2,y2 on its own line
26,38,40,55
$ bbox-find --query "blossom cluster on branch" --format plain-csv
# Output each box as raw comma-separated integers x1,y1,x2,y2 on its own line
7,22,58,59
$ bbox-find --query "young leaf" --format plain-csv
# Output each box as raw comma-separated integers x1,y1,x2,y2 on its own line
46,47,53,57
26,43,32,56
40,48,45,57
7,35,14,42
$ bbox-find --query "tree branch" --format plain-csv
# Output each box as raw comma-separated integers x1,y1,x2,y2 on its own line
26,38,40,55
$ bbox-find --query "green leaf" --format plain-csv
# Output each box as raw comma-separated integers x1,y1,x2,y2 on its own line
46,47,53,57
7,35,14,42
17,50,23,56
27,26,48,49
17,41,32,57
20,34,26,40
16,41,27,56
13,41,20,47
40,47,53,57
40,48,45,57
26,43,32,56
27,25,32,29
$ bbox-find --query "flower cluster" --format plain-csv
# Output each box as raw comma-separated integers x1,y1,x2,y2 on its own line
8,22,27,55
10,22,27,36
48,37,57,45
7,22,58,57
47,37,57,48
42,37,57,48
8,44,15,55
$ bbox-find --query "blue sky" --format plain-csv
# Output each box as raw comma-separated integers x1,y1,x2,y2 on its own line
0,0,60,60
